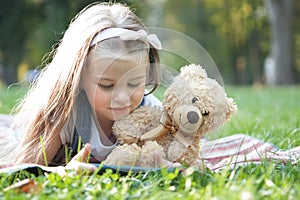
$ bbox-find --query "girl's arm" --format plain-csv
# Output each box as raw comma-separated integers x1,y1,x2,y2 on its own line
43,135,64,165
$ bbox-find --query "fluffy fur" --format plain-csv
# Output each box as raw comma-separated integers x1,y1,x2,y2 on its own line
103,64,237,168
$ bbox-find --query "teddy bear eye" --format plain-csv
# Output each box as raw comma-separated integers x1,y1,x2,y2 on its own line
192,97,199,104
202,110,209,116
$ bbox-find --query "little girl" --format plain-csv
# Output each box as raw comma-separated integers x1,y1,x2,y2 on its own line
0,2,163,171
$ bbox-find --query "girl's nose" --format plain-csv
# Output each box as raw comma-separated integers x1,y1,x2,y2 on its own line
112,87,131,103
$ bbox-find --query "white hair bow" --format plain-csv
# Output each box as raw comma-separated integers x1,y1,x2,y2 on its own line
90,28,162,50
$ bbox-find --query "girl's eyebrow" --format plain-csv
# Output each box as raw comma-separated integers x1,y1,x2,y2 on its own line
96,77,113,81
92,76,113,82
95,75,146,81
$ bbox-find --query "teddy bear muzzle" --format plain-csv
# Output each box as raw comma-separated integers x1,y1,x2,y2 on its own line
173,105,203,136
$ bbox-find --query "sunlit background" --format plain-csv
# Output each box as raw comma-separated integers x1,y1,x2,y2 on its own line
0,0,299,86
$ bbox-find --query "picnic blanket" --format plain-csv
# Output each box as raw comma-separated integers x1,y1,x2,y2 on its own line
201,134,300,171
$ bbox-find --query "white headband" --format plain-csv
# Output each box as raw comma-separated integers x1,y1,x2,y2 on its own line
90,28,162,50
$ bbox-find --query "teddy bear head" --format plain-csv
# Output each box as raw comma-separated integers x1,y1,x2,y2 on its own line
163,64,237,137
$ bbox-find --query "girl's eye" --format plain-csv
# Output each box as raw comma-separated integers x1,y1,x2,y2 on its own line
128,82,143,88
98,83,114,89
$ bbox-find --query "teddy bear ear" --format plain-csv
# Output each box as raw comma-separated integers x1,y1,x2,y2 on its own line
180,64,208,80
225,97,238,121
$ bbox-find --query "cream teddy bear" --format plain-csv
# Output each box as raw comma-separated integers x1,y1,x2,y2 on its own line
103,64,237,168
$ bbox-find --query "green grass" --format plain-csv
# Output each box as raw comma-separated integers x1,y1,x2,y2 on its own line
222,86,300,149
0,86,27,114
1,85,300,199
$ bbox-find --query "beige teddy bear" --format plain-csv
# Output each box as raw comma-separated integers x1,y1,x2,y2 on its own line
103,64,237,168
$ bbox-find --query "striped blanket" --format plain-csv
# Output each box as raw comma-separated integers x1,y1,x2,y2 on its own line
201,134,300,171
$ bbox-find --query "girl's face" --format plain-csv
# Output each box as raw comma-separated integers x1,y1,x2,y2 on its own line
83,56,148,124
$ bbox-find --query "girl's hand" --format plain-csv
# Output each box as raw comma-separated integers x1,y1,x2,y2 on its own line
64,143,97,174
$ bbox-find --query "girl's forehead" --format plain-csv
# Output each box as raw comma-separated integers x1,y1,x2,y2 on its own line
86,57,148,79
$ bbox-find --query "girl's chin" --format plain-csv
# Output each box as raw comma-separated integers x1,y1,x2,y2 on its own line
110,112,130,121
110,107,131,119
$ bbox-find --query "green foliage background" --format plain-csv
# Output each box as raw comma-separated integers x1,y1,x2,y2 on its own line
1,0,300,85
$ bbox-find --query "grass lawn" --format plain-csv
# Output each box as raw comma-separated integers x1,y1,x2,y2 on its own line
0,86,28,114
0,85,300,199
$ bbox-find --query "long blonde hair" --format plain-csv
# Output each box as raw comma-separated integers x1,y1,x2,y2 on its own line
12,2,160,164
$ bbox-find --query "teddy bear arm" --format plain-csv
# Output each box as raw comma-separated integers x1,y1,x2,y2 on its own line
138,141,167,168
103,144,141,166
113,120,142,144
167,141,186,162
140,124,168,140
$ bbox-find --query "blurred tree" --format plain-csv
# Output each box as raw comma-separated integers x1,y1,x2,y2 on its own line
30,0,94,66
0,0,135,86
159,0,271,84
159,1,226,74
203,0,269,84
264,0,296,85
0,0,43,86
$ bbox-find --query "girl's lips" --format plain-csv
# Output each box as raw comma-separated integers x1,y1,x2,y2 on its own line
110,106,131,114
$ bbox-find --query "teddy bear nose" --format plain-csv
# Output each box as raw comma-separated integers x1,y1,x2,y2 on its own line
187,111,199,124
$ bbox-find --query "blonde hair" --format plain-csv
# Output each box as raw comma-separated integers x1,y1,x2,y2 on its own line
12,2,160,164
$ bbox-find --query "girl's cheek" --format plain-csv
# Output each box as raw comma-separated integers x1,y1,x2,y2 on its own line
133,87,145,102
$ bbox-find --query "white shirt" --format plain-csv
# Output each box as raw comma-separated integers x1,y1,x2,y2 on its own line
89,116,117,161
